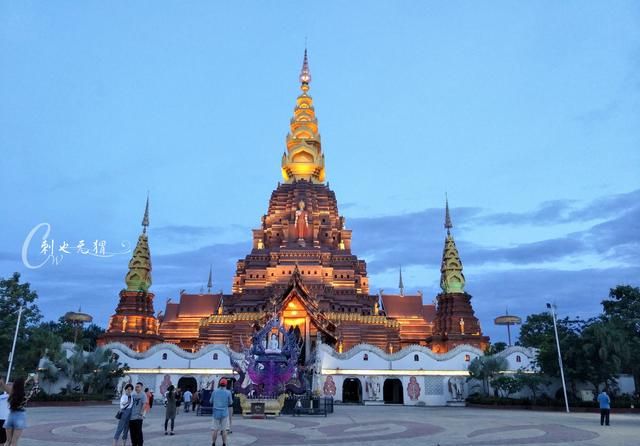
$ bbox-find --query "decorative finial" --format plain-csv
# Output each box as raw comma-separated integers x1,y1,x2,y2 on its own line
299,48,311,86
207,265,213,294
142,192,150,234
399,266,405,297
444,193,452,235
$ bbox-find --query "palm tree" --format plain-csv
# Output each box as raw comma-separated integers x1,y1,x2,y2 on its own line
467,355,508,396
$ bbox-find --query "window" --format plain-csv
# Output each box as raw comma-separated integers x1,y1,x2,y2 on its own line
162,353,167,360
363,354,368,361
516,355,522,363
213,353,219,360
414,354,419,362
464,354,471,362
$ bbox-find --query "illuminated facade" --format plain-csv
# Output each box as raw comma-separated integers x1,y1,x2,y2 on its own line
101,51,488,354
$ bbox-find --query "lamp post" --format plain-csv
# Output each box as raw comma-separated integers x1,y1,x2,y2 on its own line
547,302,570,413
6,305,24,382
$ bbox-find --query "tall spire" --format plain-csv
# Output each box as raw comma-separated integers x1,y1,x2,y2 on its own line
207,265,213,294
142,192,150,234
125,196,153,291
444,193,452,235
299,47,311,86
399,266,405,296
281,48,326,183
440,199,465,293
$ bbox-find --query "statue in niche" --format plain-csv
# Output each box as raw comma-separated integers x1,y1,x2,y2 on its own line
323,376,336,396
448,377,465,401
407,376,421,401
294,200,309,242
459,317,465,334
365,376,381,400
122,316,128,332
267,333,281,352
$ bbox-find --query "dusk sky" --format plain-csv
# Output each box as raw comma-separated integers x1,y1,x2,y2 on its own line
2,1,639,343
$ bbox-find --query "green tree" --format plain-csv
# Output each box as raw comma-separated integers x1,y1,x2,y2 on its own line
0,273,43,377
601,285,640,389
514,372,548,401
518,312,592,397
43,346,127,395
579,319,630,393
485,342,507,355
491,375,523,398
467,355,508,396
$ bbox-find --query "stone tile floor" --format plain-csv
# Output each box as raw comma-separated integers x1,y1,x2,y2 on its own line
17,404,639,446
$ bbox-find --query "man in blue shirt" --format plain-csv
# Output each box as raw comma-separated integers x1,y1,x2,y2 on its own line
597,390,611,426
210,378,233,446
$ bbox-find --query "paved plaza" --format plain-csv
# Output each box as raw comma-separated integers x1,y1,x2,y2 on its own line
19,404,638,446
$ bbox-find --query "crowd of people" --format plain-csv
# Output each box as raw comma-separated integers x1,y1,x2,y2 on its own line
110,379,234,446
0,371,627,446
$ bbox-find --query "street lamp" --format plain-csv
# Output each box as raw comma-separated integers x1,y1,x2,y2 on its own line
6,305,24,382
547,302,570,413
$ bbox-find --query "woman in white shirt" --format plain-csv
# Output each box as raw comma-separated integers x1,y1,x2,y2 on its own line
113,384,133,446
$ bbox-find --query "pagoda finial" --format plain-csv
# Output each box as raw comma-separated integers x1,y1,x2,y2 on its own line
440,200,466,294
399,266,405,296
281,49,326,183
125,196,153,292
207,265,213,294
299,47,311,87
142,192,150,234
444,193,452,235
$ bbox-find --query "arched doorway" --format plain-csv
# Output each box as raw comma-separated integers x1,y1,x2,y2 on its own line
383,378,404,404
177,376,197,393
342,378,362,403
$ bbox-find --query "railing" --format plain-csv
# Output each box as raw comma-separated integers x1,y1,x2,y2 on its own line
281,395,334,416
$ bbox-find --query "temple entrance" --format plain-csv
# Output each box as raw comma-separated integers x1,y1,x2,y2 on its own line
177,377,197,393
383,378,404,404
342,378,362,403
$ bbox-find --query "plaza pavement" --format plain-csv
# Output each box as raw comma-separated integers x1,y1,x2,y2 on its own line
18,404,639,446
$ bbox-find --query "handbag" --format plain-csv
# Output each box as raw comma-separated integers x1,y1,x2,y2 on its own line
115,410,123,419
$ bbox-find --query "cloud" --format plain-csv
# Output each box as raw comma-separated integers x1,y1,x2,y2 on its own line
4,189,638,334
350,188,640,274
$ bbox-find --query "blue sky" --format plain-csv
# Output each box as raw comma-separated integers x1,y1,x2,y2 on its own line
1,1,639,343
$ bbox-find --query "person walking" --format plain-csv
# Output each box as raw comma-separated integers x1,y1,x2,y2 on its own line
598,390,611,426
191,391,199,413
113,384,133,446
0,388,9,446
0,375,39,446
182,389,192,413
210,379,233,446
128,382,147,446
164,385,177,436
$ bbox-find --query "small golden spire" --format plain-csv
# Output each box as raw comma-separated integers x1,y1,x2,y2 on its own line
440,198,465,294
281,48,326,183
125,196,153,291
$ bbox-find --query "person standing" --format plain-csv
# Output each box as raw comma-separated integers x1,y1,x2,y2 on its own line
142,388,153,416
0,375,39,446
182,389,192,413
164,385,177,436
128,382,147,446
113,384,133,446
598,390,611,426
0,388,9,446
210,379,232,446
